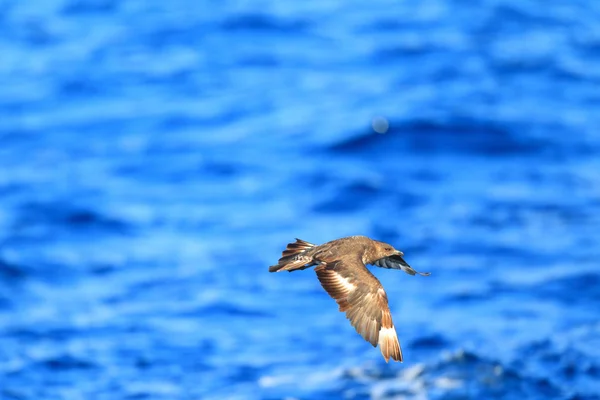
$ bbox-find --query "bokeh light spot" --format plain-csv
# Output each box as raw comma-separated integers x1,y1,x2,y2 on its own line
372,116,389,134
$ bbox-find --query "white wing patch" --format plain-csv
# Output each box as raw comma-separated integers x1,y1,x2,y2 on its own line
378,326,397,345
378,325,400,362
331,270,357,292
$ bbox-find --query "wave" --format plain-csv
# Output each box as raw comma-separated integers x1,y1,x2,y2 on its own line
328,118,551,156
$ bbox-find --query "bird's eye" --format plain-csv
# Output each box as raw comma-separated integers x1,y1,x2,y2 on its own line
385,247,392,251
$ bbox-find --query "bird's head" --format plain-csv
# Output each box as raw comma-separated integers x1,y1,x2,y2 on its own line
369,239,430,276
370,240,404,262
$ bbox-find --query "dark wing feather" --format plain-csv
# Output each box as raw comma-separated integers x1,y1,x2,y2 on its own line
315,259,402,362
373,254,431,276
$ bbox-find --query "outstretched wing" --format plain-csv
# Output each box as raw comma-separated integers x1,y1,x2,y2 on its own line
315,259,402,362
373,254,431,276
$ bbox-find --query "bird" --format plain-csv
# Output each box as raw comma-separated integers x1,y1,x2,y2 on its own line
269,235,430,362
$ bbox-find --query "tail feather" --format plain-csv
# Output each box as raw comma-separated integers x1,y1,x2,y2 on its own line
269,238,316,272
280,238,315,260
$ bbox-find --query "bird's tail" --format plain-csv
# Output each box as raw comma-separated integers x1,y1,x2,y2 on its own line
269,238,316,272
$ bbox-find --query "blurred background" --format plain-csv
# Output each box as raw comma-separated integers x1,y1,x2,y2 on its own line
1,0,600,399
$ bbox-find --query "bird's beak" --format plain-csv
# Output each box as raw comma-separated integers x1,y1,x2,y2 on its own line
394,250,404,256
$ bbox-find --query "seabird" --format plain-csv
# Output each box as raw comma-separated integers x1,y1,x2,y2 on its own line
269,235,430,362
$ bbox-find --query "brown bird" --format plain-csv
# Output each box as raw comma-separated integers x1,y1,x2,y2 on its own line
269,235,430,362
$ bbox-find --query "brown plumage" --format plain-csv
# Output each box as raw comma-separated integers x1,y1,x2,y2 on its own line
269,235,430,363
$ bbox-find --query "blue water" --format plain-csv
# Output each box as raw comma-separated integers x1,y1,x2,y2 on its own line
1,1,600,399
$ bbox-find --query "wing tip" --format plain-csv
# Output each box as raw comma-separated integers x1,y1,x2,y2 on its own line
379,325,403,363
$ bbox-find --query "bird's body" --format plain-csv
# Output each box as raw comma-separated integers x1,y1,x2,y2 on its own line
269,235,430,363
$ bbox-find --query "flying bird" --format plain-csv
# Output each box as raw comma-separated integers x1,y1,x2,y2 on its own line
269,235,430,362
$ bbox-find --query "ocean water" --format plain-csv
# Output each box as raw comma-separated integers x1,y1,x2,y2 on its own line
1,0,600,399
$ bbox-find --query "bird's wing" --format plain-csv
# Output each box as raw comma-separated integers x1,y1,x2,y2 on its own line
373,254,430,276
315,259,402,362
